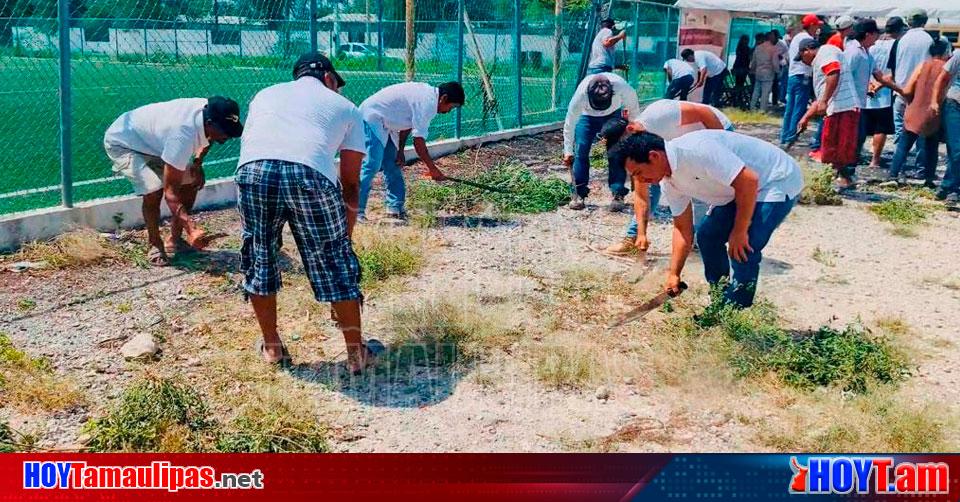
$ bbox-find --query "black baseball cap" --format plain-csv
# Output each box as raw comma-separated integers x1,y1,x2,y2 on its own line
885,16,906,34
587,76,614,110
292,52,346,88
203,96,243,138
794,39,820,61
854,19,880,37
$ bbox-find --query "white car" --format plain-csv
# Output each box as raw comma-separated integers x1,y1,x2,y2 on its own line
337,43,376,58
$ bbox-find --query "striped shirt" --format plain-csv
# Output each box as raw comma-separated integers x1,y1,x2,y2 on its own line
812,45,859,116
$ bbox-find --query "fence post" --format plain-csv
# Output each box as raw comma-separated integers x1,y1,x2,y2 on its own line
143,26,148,58
310,0,318,53
174,24,179,60
631,3,640,87
377,0,383,71
514,0,522,128
57,0,72,207
455,0,464,138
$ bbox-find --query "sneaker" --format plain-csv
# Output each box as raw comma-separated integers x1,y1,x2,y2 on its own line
945,192,960,204
607,195,626,213
604,237,635,256
935,189,950,201
568,196,586,210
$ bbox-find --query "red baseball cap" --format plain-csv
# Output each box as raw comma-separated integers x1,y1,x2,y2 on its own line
802,14,823,28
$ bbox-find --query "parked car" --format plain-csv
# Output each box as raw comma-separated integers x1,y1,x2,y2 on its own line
337,43,377,58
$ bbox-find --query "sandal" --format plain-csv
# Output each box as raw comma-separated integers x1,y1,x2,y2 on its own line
256,339,292,369
350,339,384,375
147,246,170,267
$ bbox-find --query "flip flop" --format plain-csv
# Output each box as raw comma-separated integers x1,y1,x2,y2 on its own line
147,247,170,267
256,339,292,369
350,339,385,375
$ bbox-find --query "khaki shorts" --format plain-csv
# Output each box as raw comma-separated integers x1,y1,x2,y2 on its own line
105,143,194,196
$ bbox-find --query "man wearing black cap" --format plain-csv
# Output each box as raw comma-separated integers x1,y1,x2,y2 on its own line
562,72,641,210
588,18,627,75
104,96,243,266
859,17,905,168
236,52,379,373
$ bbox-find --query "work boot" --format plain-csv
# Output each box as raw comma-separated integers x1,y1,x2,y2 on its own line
604,237,635,256
568,195,586,210
607,194,626,213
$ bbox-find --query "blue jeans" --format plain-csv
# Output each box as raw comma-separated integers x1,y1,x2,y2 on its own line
587,65,612,75
890,130,939,181
809,118,824,151
665,75,694,101
701,69,728,106
780,75,811,144
573,112,628,199
777,65,788,103
697,197,796,308
358,123,403,217
943,99,960,193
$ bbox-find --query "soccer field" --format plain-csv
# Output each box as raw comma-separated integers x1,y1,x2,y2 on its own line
0,56,663,215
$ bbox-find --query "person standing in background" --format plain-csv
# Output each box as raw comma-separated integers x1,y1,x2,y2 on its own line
931,46,960,202
750,32,779,112
780,14,822,147
733,35,753,89
587,18,627,75
859,18,903,168
772,29,790,107
892,9,934,176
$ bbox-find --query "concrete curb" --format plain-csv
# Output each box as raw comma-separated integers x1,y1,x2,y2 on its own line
0,121,561,250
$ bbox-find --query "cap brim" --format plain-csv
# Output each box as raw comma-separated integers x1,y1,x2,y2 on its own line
332,70,346,88
212,121,244,139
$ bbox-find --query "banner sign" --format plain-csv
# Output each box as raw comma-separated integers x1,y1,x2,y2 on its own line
2,454,959,501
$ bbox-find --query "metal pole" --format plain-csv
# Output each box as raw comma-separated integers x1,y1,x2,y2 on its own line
631,3,640,86
174,24,179,60
514,0,522,128
662,8,669,96
310,0,318,53
57,0,72,207
455,0,464,138
377,0,383,71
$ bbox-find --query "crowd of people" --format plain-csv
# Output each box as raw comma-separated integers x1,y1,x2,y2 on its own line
98,9,959,373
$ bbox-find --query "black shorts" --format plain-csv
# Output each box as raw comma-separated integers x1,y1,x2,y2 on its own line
862,107,894,135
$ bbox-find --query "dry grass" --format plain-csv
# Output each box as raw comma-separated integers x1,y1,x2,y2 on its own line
533,338,598,390
811,246,838,267
0,333,85,412
921,275,960,291
352,225,425,291
720,108,782,126
10,229,120,269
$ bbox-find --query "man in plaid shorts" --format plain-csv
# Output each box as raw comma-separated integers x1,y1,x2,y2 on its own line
236,53,377,373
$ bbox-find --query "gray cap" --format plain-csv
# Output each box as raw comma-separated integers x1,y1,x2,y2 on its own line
904,8,928,20
794,38,820,61
834,15,855,30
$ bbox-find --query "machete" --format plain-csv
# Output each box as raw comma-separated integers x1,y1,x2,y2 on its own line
445,175,515,194
608,282,688,328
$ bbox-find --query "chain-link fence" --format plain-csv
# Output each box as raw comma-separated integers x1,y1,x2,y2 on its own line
0,0,678,215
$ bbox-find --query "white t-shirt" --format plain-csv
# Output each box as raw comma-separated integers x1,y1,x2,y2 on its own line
359,82,439,148
945,49,960,103
774,39,789,67
659,130,805,217
104,97,209,171
788,31,814,77
694,50,727,77
812,44,859,115
589,28,616,69
637,100,733,141
866,39,895,109
895,27,933,87
238,77,366,185
843,39,874,109
562,72,641,155
663,58,696,80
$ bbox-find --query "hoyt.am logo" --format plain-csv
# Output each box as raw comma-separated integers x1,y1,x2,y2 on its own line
789,457,949,495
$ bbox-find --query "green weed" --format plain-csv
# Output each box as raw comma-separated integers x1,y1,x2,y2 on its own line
408,163,570,215
870,197,933,230
799,164,842,206
353,227,424,290
216,406,328,453
16,298,36,312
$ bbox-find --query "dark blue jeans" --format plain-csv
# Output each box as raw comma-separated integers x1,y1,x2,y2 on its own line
572,112,628,198
587,65,613,75
890,131,939,181
780,75,811,144
701,69,728,106
665,75,694,100
697,197,796,308
943,99,960,193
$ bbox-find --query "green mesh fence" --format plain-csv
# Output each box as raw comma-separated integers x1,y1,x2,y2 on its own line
0,0,678,216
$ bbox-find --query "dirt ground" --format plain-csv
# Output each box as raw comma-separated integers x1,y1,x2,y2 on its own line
2,124,959,452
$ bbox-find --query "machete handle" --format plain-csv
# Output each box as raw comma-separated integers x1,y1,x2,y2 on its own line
668,281,688,298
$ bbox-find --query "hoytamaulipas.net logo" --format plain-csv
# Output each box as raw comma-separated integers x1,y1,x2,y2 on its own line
789,456,949,495
23,461,264,492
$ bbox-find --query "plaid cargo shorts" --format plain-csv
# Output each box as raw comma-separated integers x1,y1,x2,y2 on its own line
236,159,362,303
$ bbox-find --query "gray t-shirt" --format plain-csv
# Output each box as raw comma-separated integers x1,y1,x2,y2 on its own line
588,28,616,69
946,49,960,104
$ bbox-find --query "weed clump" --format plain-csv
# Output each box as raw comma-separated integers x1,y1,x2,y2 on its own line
353,227,424,290
216,406,328,453
534,344,595,389
0,333,84,411
870,197,933,235
799,165,842,206
84,377,214,452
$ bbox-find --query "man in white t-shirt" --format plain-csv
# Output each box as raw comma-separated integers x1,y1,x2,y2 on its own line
601,100,733,255
588,18,627,74
844,19,898,168
663,58,696,100
892,9,935,171
860,18,904,168
931,48,960,202
236,53,378,373
771,29,790,106
357,81,464,222
797,38,861,189
562,72,641,211
104,96,243,266
780,14,822,146
682,49,728,106
616,130,804,308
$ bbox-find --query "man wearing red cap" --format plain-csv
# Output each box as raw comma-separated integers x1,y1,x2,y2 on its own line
780,14,822,148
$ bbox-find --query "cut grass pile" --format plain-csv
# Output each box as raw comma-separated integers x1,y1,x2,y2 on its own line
408,162,570,215
869,197,934,236
799,164,842,206
0,332,84,412
83,376,329,453
4,229,151,269
352,226,424,290
720,108,783,126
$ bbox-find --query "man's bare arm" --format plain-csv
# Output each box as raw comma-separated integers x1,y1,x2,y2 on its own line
339,150,364,238
728,167,759,263
632,176,650,249
162,165,197,236
413,137,445,181
666,203,694,294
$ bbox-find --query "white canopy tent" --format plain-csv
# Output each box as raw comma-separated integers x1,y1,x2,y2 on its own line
673,0,960,24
